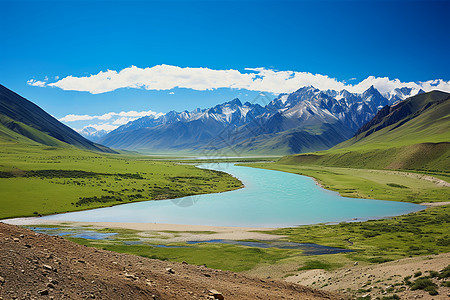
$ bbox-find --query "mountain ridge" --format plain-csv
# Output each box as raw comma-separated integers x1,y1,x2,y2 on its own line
278,90,450,171
0,84,116,153
99,85,421,154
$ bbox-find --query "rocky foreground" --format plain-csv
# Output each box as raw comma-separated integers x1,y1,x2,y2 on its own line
0,222,338,299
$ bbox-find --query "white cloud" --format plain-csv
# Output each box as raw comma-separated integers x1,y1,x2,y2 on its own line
59,114,95,122
31,64,450,95
27,79,47,87
112,117,139,125
59,109,163,122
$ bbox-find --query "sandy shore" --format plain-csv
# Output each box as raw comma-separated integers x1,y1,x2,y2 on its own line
1,217,282,242
419,201,450,207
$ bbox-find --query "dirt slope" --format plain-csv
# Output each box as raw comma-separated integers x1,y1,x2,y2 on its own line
0,222,339,299
286,253,450,299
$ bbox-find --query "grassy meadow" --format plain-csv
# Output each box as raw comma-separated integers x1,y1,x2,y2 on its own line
0,143,242,219
242,162,449,203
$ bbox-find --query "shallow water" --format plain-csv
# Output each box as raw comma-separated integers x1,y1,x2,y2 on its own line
186,239,354,255
29,227,118,240
40,163,423,227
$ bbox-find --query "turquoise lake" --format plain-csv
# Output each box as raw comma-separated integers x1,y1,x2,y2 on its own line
41,163,423,227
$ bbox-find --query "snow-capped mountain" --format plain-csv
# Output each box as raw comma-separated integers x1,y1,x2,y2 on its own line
98,85,422,154
78,126,109,142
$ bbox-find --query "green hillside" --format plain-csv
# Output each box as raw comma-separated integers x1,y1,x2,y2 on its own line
0,84,115,153
232,122,354,155
277,91,450,172
0,114,69,147
336,90,450,149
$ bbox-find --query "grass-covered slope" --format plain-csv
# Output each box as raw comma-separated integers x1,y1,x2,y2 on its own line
278,91,450,172
0,143,242,219
232,122,354,155
0,114,69,147
338,90,450,148
0,84,115,153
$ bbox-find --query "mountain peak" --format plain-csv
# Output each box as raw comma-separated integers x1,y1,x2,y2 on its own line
224,98,242,106
363,85,383,97
365,85,378,92
294,85,318,93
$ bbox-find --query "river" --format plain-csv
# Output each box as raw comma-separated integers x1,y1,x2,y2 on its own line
39,163,423,227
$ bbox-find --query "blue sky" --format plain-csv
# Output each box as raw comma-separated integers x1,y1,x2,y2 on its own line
1,0,449,131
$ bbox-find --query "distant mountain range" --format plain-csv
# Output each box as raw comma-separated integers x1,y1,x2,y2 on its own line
0,84,116,153
78,126,109,142
280,90,450,171
98,85,423,154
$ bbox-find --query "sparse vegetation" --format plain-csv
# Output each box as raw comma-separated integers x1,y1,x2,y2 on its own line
297,260,334,271
263,205,450,264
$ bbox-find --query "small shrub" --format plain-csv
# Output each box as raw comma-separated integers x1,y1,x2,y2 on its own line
438,265,450,279
414,271,422,277
368,257,392,264
428,270,439,278
386,183,408,189
410,278,435,290
436,236,450,246
424,285,438,295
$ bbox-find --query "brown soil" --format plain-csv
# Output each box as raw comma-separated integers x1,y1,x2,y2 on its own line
286,253,450,299
0,222,340,300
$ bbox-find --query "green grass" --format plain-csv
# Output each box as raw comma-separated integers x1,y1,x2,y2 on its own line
66,237,299,272
0,114,69,147
265,205,450,263
297,259,337,271
278,143,450,172
242,163,449,203
0,143,242,219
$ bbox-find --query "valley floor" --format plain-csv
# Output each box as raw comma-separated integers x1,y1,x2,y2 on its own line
1,152,449,299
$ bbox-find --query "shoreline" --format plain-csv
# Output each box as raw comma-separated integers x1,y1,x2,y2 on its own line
1,202,447,243
0,218,283,242
2,165,448,234
418,201,450,207
3,199,449,234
